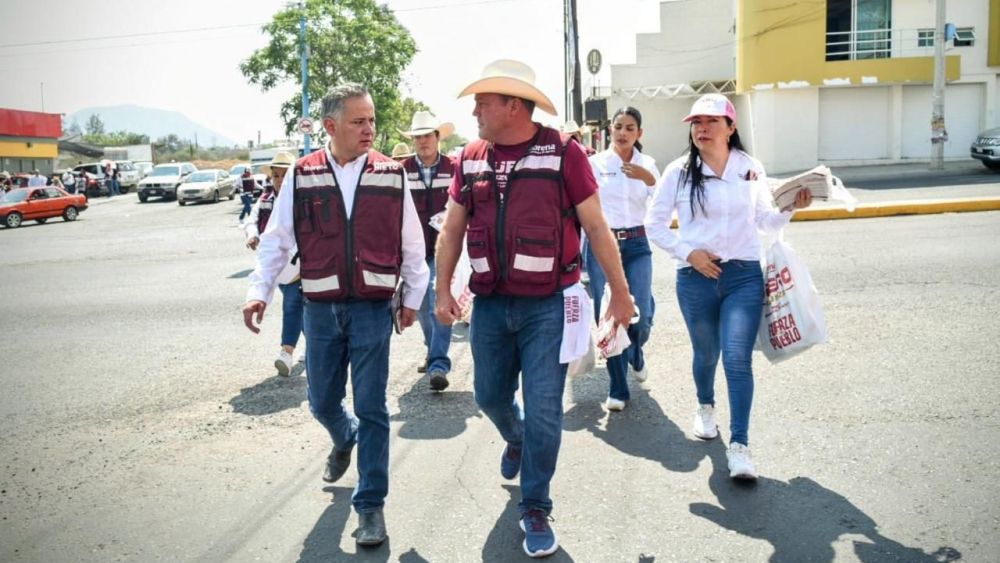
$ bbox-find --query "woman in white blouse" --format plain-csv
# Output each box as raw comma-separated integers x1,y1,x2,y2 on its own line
645,94,812,480
586,106,660,412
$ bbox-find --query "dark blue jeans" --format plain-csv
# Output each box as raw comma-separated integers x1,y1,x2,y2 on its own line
675,260,763,446
239,194,253,220
471,293,566,515
416,258,452,374
278,280,304,348
584,236,655,401
303,298,392,513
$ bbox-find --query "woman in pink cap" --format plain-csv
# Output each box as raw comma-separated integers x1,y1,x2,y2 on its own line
645,93,813,480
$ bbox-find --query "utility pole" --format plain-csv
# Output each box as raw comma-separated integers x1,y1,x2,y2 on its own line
40,82,45,112
298,1,311,155
930,0,947,170
563,0,583,123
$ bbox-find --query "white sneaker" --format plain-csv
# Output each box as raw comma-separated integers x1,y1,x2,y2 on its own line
727,442,758,480
605,397,626,412
692,404,719,440
274,350,293,376
630,364,648,383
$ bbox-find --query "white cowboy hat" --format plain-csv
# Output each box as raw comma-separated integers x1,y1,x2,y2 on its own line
560,120,588,135
399,111,455,140
260,151,296,176
458,59,558,116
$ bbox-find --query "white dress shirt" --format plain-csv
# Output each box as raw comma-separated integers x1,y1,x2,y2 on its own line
243,195,300,286
589,148,660,228
645,149,793,268
247,144,429,309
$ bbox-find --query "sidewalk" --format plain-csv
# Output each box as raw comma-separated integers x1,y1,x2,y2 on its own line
787,161,1000,222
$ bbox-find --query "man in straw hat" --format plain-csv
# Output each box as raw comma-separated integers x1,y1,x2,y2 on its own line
242,151,304,377
434,59,634,558
560,119,595,156
242,82,429,547
390,141,413,161
399,110,458,391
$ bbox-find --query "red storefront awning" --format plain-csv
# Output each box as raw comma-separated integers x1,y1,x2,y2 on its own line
0,108,62,139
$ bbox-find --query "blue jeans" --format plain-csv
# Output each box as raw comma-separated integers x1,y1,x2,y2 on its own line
471,293,566,515
417,258,452,374
239,194,253,219
584,236,655,401
278,280,304,349
675,260,763,446
303,298,392,513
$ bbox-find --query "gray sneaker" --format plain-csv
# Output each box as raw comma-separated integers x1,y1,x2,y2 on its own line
356,509,387,546
323,446,352,483
429,368,450,392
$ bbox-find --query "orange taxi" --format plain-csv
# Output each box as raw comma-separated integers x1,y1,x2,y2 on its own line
0,186,89,228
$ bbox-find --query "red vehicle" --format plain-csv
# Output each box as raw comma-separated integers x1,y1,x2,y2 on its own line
0,187,88,228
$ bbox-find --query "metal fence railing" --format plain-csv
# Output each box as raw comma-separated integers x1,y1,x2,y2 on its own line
826,28,939,61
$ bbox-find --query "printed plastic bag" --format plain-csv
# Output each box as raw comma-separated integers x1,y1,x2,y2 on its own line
757,234,828,363
595,284,637,359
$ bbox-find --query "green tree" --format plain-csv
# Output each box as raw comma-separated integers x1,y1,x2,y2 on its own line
86,114,104,136
440,133,468,156
241,0,417,153
381,96,430,153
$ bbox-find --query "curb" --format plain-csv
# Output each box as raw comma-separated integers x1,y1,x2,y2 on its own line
791,197,1000,222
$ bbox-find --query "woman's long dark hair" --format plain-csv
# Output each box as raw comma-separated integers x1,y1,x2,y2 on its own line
681,117,744,218
611,106,643,153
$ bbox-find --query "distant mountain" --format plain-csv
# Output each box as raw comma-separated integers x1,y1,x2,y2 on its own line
66,104,236,147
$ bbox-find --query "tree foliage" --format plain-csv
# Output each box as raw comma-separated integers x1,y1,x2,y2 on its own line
241,0,419,153
86,114,105,136
84,130,151,147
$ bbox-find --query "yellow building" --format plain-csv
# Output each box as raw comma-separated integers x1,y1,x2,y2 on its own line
607,0,1000,172
0,108,62,176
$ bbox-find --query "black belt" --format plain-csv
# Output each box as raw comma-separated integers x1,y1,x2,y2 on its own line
611,226,645,240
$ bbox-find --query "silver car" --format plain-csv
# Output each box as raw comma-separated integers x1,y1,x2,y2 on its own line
970,127,1000,171
177,169,236,205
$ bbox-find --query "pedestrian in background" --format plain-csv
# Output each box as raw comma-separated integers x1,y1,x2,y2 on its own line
243,82,428,547
645,94,814,480
243,151,302,376
435,59,634,558
585,106,660,411
399,110,458,391
238,168,256,222
62,169,77,194
28,170,46,187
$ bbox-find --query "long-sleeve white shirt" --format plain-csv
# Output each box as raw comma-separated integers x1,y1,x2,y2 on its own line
246,145,429,309
645,149,793,268
243,195,300,286
589,148,660,228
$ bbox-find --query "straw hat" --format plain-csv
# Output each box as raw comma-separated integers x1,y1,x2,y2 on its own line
391,142,414,160
458,59,557,116
399,111,454,140
560,120,588,136
260,151,296,176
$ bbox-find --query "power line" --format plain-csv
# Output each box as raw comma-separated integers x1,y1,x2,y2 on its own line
0,22,266,50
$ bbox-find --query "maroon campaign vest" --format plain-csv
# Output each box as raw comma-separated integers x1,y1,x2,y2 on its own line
241,173,255,192
402,154,456,258
461,125,582,297
292,149,405,301
256,190,274,233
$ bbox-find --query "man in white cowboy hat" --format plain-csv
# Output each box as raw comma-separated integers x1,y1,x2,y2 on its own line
434,59,634,558
242,151,303,377
242,82,429,547
399,110,458,391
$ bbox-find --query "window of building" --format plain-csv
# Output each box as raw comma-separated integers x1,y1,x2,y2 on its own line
826,0,892,61
954,27,975,47
918,28,934,48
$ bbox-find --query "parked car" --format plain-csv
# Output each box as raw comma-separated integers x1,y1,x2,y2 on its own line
137,162,197,202
229,163,267,198
115,161,140,191
72,163,111,196
177,169,236,205
134,161,154,178
970,127,1000,171
0,186,88,228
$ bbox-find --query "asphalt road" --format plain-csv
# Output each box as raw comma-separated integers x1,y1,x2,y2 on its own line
1,192,997,562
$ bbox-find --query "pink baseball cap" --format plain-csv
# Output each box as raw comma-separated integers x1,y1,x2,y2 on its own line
682,94,737,124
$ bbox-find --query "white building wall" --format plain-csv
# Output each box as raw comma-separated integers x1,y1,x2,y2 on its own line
747,89,819,173
819,87,893,161
901,83,985,158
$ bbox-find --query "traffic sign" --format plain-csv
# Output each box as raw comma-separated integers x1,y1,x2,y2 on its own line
297,117,314,135
587,49,602,75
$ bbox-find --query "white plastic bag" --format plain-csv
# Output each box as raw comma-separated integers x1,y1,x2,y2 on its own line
757,234,828,363
595,283,636,359
567,334,596,378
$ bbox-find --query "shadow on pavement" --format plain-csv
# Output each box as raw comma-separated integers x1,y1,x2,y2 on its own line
228,368,307,416
481,484,575,562
298,486,392,562
228,269,253,279
691,443,962,563
391,382,481,440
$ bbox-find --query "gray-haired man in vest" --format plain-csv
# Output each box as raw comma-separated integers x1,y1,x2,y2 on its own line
243,82,428,547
